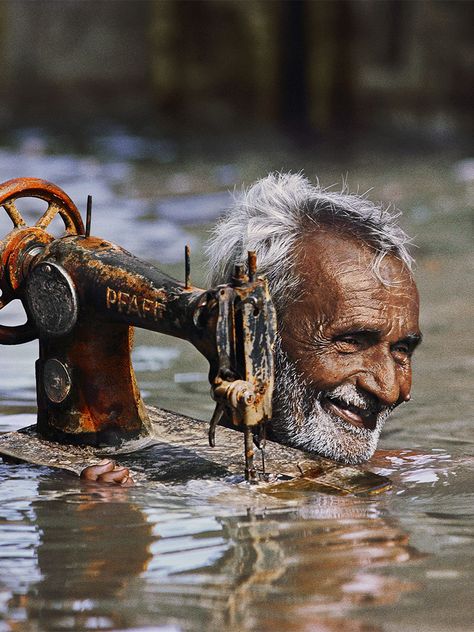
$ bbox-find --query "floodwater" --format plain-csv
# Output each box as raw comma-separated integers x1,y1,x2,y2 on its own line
0,130,473,631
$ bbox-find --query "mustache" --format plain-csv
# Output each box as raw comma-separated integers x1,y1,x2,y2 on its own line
319,383,389,418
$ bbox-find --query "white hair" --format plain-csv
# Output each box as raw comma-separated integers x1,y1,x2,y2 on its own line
207,172,414,310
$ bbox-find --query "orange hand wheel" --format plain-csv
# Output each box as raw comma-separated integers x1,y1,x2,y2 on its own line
0,178,84,344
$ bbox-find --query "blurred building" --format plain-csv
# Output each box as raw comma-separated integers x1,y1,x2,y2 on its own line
0,0,471,138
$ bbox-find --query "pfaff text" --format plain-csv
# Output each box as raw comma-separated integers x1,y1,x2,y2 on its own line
106,287,163,321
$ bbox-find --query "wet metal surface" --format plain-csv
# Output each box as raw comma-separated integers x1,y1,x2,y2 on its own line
0,134,473,631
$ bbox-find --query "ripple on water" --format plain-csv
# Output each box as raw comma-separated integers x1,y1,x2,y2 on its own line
0,140,473,631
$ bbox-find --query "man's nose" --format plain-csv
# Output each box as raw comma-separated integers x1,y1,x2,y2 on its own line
356,352,411,407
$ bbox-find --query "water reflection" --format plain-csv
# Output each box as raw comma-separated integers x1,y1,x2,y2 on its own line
6,474,423,632
203,500,420,631
15,481,154,631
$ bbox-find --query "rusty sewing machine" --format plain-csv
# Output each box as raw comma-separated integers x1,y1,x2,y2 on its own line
0,177,276,482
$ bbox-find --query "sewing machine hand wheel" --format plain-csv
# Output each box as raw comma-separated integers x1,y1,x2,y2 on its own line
0,178,85,344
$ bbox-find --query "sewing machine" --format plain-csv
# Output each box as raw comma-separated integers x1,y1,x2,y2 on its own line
0,177,276,481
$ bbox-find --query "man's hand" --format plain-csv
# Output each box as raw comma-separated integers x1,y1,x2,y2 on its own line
80,459,134,486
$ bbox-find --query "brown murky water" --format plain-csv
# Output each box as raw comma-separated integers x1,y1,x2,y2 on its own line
0,132,473,631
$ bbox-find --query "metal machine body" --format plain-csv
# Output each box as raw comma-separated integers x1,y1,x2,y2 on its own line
0,178,277,481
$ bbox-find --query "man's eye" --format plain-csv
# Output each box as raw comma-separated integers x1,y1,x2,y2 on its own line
334,336,361,352
391,343,411,358
341,337,359,345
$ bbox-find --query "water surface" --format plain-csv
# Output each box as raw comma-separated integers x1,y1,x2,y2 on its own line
0,133,473,631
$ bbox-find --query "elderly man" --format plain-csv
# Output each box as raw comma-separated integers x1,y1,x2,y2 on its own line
84,172,421,483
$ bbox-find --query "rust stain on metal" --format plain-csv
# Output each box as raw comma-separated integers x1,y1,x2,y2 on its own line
0,178,84,344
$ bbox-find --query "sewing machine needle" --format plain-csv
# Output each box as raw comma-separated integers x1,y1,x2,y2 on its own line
259,423,266,476
208,403,224,448
244,426,257,482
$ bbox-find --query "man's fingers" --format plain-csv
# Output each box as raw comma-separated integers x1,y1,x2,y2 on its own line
80,461,134,486
97,467,131,485
119,474,134,487
80,459,115,481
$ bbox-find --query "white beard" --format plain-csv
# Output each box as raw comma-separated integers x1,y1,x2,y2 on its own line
271,341,393,465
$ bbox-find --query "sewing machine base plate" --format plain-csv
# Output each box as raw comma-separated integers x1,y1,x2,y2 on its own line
0,406,392,496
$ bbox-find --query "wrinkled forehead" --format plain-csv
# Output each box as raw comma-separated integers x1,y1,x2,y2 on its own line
294,228,419,314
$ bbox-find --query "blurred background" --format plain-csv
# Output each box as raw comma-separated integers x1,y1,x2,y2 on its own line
0,0,472,142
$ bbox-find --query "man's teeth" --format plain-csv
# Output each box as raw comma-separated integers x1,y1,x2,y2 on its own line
324,394,379,431
327,396,368,417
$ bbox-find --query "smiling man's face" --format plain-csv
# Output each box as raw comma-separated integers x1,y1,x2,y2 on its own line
271,227,421,464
